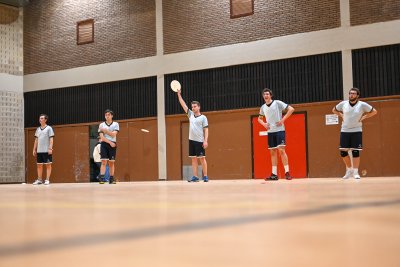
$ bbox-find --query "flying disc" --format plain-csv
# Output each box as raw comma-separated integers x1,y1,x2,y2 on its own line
170,80,181,92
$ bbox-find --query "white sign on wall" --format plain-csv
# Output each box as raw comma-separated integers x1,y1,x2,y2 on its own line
325,114,339,125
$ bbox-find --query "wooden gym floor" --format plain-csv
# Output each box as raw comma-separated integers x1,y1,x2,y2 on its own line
0,177,399,267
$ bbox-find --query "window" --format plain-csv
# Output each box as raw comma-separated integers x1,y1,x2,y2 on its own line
230,0,254,19
77,19,94,45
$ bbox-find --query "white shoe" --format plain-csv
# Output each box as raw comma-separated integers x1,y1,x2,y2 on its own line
342,169,353,179
33,179,43,185
354,173,361,179
44,180,50,185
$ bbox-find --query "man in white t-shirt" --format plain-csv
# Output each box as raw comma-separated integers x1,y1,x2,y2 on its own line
177,89,209,182
98,109,119,184
32,114,54,185
258,88,294,180
332,88,377,179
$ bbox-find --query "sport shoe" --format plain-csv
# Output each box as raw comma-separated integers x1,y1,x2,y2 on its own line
44,180,50,185
265,174,279,181
188,176,199,182
99,177,105,184
354,173,361,179
202,176,209,182
109,177,116,184
33,179,43,185
285,172,292,180
342,169,353,179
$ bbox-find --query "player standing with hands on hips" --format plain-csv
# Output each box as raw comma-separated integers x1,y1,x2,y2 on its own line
258,88,294,180
177,88,209,182
332,88,377,179
98,109,119,184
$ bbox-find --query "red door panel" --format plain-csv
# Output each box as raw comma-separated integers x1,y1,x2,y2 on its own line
252,113,307,179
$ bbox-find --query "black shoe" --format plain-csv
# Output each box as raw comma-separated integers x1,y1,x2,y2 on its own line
265,173,279,181
285,172,292,180
109,177,116,184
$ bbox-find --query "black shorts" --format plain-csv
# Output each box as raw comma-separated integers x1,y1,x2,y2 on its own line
100,142,117,161
37,153,52,164
189,140,206,158
340,132,362,150
268,131,286,149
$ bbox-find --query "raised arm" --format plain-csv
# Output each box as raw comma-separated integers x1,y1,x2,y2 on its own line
177,89,189,113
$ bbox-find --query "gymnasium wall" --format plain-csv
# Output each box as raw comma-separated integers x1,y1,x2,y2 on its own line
24,96,399,182
350,0,400,26
0,4,24,184
23,0,156,74
163,0,340,54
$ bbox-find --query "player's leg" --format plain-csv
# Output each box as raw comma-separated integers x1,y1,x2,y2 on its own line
339,132,353,179
33,154,44,185
188,140,199,182
266,132,279,180
45,164,52,185
107,145,117,184
351,132,362,179
99,143,109,184
199,157,208,182
277,131,291,180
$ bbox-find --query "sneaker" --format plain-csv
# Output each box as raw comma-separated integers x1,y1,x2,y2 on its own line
265,174,279,181
285,172,292,180
188,176,199,182
342,169,353,179
202,176,209,182
99,177,105,184
44,180,50,185
354,173,361,179
33,179,43,185
109,177,116,184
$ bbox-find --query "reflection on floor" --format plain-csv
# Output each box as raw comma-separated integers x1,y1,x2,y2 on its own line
0,178,399,267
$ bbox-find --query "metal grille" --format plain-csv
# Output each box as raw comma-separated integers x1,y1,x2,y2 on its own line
24,76,157,127
165,52,343,115
352,44,400,97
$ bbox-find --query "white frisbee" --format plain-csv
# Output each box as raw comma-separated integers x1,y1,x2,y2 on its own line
141,129,149,133
170,80,181,92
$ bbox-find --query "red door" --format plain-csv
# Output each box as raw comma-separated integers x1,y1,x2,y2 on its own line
252,113,307,179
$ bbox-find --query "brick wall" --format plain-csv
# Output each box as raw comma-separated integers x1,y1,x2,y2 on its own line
24,0,156,74
350,0,400,26
163,0,340,54
0,4,23,75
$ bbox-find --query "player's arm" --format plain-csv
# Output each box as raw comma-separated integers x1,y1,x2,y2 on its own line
332,106,343,119
101,128,118,137
177,89,189,113
360,108,377,122
33,137,38,156
258,115,270,130
277,105,294,126
48,137,54,155
203,127,209,148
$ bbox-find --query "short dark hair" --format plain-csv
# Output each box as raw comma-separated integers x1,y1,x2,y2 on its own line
39,114,48,120
104,109,114,115
262,88,273,96
191,101,201,107
349,88,360,96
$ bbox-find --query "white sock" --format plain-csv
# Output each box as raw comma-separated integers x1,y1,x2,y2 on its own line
272,166,277,175
346,167,353,172
284,165,289,173
353,168,358,174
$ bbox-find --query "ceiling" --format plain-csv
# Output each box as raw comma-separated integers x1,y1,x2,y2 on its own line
0,0,29,7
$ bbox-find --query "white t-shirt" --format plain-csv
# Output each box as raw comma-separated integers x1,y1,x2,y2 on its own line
98,121,120,142
335,100,373,132
187,109,208,142
35,125,55,153
259,100,288,133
